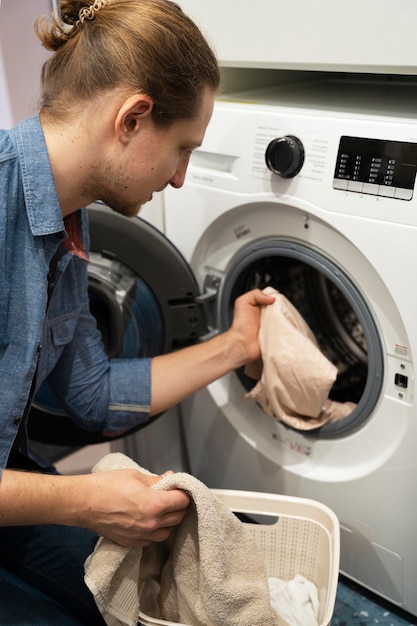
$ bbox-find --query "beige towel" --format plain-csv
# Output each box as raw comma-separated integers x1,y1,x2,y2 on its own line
245,287,356,429
84,453,286,626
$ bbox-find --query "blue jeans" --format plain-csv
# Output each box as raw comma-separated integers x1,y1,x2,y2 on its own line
0,447,109,625
0,522,106,625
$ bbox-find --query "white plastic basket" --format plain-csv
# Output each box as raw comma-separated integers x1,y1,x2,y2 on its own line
139,489,340,626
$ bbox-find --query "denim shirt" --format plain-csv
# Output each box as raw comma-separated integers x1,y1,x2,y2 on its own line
0,115,151,471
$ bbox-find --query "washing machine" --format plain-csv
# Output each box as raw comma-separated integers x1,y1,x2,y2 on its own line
162,76,417,615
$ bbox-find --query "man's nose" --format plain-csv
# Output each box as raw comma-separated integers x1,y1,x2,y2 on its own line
169,154,191,189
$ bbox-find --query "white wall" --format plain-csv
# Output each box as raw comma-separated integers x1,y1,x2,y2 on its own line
0,46,12,127
0,0,51,128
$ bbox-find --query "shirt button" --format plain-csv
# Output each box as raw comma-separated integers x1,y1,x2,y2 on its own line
37,343,43,351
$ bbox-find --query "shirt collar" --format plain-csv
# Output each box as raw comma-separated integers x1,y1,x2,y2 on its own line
12,114,64,237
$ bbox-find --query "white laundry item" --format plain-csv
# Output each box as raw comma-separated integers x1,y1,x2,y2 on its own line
245,286,356,429
268,575,320,626
84,452,287,626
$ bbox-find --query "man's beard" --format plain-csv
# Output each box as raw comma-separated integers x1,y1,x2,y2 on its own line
98,193,143,218
82,164,144,218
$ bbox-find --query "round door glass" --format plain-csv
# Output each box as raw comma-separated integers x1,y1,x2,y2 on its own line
219,239,383,438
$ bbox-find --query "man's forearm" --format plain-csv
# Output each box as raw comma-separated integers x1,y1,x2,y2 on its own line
0,469,85,527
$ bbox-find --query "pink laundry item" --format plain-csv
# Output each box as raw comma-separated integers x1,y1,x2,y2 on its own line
245,287,356,429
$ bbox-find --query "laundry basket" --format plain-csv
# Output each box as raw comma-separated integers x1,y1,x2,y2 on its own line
139,489,340,626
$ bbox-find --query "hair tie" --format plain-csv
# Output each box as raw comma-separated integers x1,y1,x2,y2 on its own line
76,0,107,26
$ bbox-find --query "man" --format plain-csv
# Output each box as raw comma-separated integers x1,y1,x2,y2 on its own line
0,0,275,623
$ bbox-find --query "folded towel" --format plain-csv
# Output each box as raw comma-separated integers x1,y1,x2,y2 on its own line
245,286,356,429
84,453,287,626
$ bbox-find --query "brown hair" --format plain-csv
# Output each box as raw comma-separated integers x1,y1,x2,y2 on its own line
35,0,220,125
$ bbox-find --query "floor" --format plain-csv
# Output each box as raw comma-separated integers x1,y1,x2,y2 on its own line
332,577,417,626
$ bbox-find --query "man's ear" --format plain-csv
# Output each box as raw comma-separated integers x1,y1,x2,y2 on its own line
115,94,154,144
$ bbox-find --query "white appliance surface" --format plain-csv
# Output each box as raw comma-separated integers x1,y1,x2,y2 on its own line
176,0,417,74
163,77,417,615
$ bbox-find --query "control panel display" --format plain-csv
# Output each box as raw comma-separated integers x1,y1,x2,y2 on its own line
333,136,417,200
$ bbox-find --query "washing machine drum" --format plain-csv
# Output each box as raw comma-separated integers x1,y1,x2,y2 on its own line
218,239,384,438
29,203,207,447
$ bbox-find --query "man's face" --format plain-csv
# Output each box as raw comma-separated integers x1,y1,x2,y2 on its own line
90,88,215,218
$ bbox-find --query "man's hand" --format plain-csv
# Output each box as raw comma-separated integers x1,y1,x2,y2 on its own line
78,469,190,547
227,288,276,366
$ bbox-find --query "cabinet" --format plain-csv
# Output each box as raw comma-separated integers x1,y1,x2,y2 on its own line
177,0,417,74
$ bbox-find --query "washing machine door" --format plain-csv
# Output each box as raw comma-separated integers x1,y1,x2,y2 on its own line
28,202,207,447
215,236,383,439
86,202,208,357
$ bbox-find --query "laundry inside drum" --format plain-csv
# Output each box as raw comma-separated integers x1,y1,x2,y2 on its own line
234,255,371,435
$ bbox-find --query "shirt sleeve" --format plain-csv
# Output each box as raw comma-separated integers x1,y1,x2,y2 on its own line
43,209,154,436
46,299,153,436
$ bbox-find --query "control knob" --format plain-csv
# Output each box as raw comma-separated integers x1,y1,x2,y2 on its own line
265,135,305,178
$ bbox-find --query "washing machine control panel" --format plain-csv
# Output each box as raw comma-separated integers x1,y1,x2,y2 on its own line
333,136,417,201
